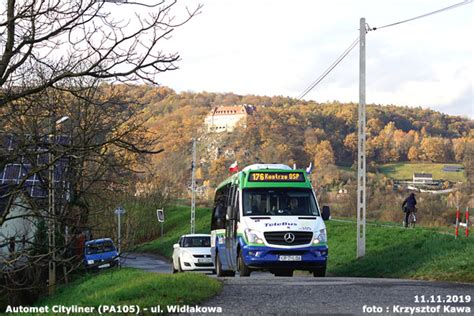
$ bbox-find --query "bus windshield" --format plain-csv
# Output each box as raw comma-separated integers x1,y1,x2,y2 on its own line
243,188,320,216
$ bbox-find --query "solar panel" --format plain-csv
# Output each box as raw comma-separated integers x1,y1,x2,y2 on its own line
3,164,21,181
0,134,71,200
38,152,49,166
57,135,71,146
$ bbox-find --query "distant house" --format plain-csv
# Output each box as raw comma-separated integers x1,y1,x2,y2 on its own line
412,173,433,184
204,104,254,133
0,134,70,258
0,186,41,257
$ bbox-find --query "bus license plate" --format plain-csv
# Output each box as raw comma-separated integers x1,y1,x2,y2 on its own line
278,255,302,261
198,258,212,263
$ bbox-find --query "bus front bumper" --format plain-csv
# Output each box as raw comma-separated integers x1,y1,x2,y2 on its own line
241,245,328,271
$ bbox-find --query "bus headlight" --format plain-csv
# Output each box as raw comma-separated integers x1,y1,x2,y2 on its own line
313,229,327,244
245,229,264,245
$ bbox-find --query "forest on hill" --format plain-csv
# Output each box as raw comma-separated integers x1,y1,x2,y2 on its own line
114,84,472,196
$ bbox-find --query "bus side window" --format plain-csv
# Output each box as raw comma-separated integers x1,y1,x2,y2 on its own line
235,192,240,221
226,184,239,220
211,187,228,230
232,187,240,221
214,203,225,229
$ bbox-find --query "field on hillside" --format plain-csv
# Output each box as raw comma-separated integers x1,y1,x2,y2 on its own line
378,162,466,182
136,205,474,282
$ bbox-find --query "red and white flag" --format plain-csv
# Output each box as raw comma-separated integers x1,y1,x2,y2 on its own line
229,161,238,173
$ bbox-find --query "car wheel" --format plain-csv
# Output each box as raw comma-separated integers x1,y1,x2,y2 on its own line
238,250,251,277
178,258,183,273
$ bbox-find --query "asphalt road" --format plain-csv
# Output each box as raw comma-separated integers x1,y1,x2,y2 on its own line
121,252,172,274
123,253,474,315
205,276,474,315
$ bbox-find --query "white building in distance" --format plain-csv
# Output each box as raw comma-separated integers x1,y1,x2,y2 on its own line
204,105,255,133
413,173,433,184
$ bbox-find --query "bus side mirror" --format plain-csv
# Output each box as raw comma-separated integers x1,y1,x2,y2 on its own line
322,206,331,221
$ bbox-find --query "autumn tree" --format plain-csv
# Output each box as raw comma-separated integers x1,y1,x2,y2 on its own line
312,140,338,188
343,132,358,161
0,0,200,304
0,0,201,107
420,137,449,162
452,137,474,162
407,146,420,161
0,78,165,304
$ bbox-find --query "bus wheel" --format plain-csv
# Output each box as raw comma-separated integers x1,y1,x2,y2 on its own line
313,266,326,277
238,251,251,277
274,270,293,277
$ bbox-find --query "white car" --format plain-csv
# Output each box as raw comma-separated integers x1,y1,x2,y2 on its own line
172,234,215,273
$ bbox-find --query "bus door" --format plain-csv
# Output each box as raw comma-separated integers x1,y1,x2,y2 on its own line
225,184,238,270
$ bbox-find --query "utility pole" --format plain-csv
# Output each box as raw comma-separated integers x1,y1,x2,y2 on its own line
190,139,196,234
115,206,125,255
47,115,70,294
48,117,56,295
357,17,367,258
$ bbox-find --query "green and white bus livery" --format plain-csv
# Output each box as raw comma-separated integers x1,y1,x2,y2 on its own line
210,164,330,277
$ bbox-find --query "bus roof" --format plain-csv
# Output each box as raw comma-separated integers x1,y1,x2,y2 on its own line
216,165,312,191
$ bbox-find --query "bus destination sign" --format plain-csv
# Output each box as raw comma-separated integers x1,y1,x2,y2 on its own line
248,172,305,182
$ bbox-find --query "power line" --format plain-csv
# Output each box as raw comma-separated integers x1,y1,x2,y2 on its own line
297,36,360,101
296,0,472,101
369,0,472,31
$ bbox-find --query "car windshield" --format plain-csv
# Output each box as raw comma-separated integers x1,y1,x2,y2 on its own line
86,241,116,254
243,188,320,216
182,236,211,248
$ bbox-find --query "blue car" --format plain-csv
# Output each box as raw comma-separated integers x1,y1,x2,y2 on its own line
84,238,120,270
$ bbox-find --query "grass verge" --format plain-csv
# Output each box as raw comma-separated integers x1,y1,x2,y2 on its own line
29,268,221,314
327,220,473,282
134,205,211,258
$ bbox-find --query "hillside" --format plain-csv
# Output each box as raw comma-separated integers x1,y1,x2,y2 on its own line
115,84,472,197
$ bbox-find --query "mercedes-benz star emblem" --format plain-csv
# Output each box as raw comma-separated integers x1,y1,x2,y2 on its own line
284,233,295,244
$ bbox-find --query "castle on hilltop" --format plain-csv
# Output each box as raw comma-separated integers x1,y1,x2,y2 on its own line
204,104,255,133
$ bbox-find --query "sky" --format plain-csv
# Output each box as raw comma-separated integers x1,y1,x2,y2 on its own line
115,0,473,118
